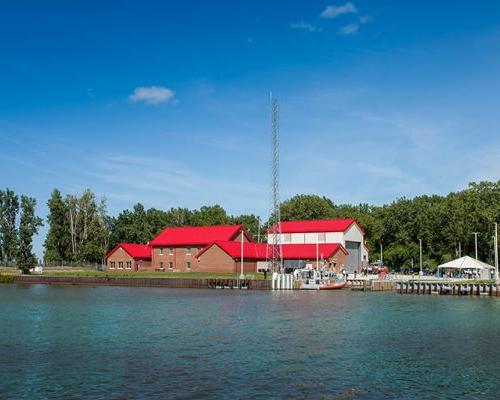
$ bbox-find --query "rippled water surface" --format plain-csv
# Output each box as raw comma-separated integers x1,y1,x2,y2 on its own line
1,284,500,399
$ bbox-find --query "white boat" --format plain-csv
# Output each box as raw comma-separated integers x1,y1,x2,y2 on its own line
293,268,347,290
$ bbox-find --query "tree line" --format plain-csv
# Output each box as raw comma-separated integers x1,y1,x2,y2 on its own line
4,181,499,271
0,189,43,273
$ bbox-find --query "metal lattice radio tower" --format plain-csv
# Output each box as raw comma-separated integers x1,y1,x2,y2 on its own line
267,94,283,273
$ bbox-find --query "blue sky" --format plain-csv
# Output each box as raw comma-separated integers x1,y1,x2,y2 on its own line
1,1,500,256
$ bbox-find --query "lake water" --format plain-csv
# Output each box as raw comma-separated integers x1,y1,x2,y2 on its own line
1,285,499,399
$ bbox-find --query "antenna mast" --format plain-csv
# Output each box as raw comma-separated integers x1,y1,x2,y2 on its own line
268,94,282,272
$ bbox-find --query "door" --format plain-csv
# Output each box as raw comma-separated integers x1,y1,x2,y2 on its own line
345,241,361,273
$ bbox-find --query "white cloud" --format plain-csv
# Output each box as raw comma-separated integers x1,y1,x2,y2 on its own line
359,15,372,24
290,21,322,32
339,23,359,35
128,86,176,104
321,2,357,19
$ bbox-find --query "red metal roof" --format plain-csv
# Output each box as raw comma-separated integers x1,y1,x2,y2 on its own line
268,219,365,234
150,225,250,246
196,242,348,260
105,243,152,260
196,241,268,260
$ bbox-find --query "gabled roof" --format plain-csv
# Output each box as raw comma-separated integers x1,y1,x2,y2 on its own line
105,243,152,260
268,218,365,235
196,241,268,260
196,241,348,261
150,225,251,246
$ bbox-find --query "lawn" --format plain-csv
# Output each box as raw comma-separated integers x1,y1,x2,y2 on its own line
44,271,269,280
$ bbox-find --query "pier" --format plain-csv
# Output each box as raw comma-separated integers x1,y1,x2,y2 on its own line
396,280,500,296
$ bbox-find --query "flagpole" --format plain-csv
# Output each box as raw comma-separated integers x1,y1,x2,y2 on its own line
495,223,498,280
240,229,245,279
316,234,319,270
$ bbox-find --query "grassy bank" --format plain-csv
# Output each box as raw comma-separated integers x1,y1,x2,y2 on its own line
0,274,15,283
44,271,268,280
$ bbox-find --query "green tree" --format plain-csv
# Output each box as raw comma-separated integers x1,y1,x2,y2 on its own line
232,214,262,241
44,189,71,262
280,194,336,221
0,189,19,266
17,196,43,273
192,205,231,226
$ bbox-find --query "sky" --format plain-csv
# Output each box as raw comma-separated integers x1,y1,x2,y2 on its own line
1,1,500,257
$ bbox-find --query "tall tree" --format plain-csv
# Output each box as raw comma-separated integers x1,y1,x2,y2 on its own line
280,194,336,221
0,189,19,266
192,205,230,226
44,189,70,262
17,196,43,273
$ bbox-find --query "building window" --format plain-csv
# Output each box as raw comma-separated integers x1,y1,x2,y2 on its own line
186,261,191,270
283,233,291,243
159,247,164,256
169,261,174,270
110,261,115,269
118,262,123,269
186,248,191,255
318,233,326,243
168,247,174,255
159,262,164,270
126,261,132,269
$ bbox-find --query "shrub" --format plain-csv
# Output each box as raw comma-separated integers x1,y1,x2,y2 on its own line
0,274,15,284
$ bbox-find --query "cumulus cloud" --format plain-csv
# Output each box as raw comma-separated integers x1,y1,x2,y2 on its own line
290,21,322,32
128,86,176,104
339,22,359,35
321,2,357,18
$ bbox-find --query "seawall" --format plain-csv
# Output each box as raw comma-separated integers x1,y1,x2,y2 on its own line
13,275,271,290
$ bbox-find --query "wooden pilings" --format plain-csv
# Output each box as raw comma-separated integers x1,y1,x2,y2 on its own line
396,281,500,296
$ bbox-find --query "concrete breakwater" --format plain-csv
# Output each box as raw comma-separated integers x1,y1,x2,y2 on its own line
13,275,271,290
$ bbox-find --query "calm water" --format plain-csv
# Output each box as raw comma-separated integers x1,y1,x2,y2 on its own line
1,285,499,399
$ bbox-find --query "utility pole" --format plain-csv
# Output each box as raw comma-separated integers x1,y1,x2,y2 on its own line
495,223,499,281
257,217,261,243
472,232,479,260
419,239,423,275
380,243,383,266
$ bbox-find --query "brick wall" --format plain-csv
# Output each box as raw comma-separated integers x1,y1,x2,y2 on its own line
152,246,203,272
106,247,138,271
196,244,257,274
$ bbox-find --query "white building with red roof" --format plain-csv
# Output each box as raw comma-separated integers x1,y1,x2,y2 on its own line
268,219,369,273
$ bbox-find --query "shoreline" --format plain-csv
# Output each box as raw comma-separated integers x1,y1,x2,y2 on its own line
9,275,272,290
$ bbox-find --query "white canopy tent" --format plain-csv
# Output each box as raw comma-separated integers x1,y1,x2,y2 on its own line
437,256,494,279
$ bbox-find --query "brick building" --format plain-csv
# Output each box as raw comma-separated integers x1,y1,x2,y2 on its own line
104,219,363,274
149,225,251,272
105,243,152,272
195,242,349,274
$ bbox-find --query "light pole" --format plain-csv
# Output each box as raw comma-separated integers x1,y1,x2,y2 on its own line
472,232,479,261
495,223,499,281
419,239,423,275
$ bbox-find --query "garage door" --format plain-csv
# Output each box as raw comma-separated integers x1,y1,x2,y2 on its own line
345,241,361,273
